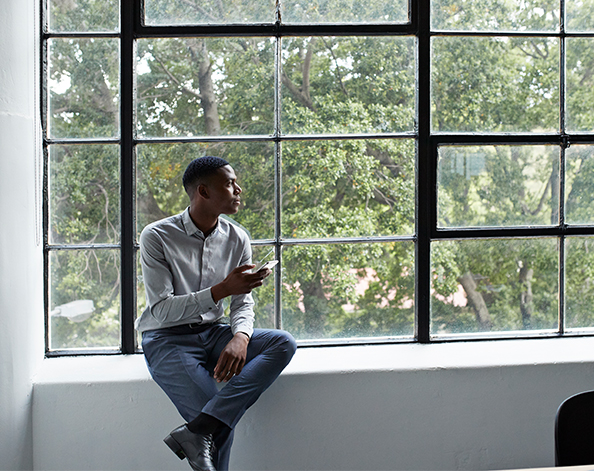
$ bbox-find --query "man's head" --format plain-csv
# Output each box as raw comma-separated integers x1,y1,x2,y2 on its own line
183,156,230,199
183,156,242,217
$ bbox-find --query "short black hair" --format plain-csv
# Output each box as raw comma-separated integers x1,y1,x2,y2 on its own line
182,156,230,197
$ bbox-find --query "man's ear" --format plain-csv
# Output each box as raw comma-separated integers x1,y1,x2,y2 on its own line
197,183,210,200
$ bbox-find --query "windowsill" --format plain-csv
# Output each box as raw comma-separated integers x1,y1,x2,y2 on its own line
33,336,594,385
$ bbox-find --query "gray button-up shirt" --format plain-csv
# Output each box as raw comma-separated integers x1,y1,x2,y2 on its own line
135,208,255,336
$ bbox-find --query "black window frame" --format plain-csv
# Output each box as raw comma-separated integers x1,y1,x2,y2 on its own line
42,0,594,356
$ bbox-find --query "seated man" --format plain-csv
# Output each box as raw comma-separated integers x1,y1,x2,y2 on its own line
136,156,296,471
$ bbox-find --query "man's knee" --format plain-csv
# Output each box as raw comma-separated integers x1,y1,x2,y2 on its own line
273,330,297,363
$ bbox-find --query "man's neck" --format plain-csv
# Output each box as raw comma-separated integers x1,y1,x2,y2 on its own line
188,205,219,237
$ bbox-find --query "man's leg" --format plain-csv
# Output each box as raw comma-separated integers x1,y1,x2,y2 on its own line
197,325,297,430
142,328,231,470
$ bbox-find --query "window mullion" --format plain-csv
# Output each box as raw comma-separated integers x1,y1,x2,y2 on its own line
120,0,136,354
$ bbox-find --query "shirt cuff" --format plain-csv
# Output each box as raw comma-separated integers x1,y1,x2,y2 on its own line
191,288,219,312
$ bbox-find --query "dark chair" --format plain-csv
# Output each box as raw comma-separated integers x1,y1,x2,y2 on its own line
555,390,594,466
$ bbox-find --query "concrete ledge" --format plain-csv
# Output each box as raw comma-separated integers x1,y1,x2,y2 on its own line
32,338,594,471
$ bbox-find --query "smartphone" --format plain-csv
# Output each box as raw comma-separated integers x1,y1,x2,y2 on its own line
256,259,279,272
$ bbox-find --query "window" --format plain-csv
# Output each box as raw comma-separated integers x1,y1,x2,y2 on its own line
42,0,594,354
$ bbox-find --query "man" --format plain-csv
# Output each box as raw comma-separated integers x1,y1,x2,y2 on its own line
136,156,297,471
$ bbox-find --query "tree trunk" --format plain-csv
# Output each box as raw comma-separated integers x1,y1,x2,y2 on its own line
301,278,328,337
187,39,221,136
458,272,493,331
519,265,534,329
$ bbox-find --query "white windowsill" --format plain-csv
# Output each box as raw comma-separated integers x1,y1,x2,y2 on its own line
33,336,594,385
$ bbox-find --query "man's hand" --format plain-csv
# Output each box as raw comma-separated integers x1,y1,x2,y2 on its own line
213,333,250,382
211,264,272,303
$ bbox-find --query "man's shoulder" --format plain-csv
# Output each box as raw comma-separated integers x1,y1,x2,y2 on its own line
219,216,251,241
140,213,184,240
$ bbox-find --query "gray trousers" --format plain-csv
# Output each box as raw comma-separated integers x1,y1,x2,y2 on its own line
142,324,296,470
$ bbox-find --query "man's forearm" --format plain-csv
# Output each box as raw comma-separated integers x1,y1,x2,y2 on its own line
210,281,229,304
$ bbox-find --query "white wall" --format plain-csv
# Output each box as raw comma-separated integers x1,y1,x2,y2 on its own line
0,0,44,470
33,337,594,471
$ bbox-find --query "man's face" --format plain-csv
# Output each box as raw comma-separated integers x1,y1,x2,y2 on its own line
203,165,242,215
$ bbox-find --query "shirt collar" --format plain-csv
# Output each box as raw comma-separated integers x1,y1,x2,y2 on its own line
182,208,220,238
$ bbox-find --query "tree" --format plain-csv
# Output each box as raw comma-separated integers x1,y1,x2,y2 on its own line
46,0,594,348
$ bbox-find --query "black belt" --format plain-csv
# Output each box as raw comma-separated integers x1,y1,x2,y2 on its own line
163,319,227,335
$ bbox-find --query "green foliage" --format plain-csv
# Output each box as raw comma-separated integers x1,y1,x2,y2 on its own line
46,0,594,349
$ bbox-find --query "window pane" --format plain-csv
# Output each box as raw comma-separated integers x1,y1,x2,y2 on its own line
144,0,275,25
136,38,274,137
438,145,559,228
566,38,594,132
567,2,594,32
49,145,120,245
282,0,408,24
48,38,120,139
565,237,594,329
282,139,415,238
281,37,416,135
137,141,275,240
431,238,559,336
432,0,559,32
49,0,119,32
49,249,121,350
432,37,559,132
566,145,594,225
251,246,276,330
282,242,415,340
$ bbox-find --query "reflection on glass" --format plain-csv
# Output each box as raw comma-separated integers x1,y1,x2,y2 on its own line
432,37,559,132
566,38,594,132
144,0,275,25
282,139,415,239
136,142,275,240
49,0,119,32
431,0,559,31
282,0,408,24
567,2,594,32
566,146,594,225
431,238,558,336
48,38,120,139
49,249,121,350
565,237,594,329
438,146,558,228
282,242,415,340
49,145,120,245
281,36,416,135
136,38,274,137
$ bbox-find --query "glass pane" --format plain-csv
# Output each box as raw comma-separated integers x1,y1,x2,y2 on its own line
566,146,594,225
49,145,120,245
137,141,275,240
136,38,274,137
144,0,275,25
567,2,594,32
281,36,416,135
251,246,276,330
431,238,559,336
432,0,559,32
282,0,408,24
49,0,119,32
432,37,559,132
49,249,121,350
282,242,415,340
565,237,594,329
282,139,415,238
48,38,120,139
566,38,594,132
438,145,559,228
